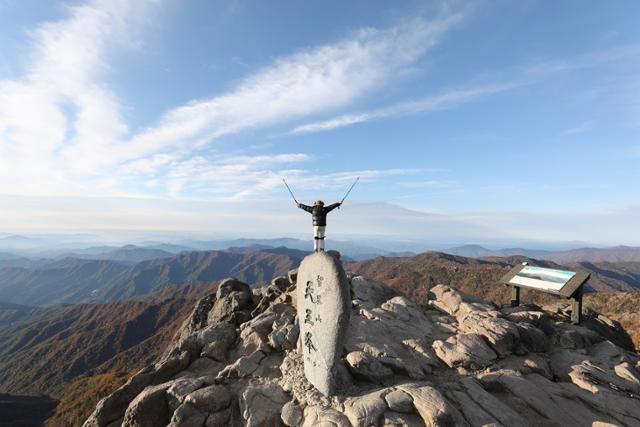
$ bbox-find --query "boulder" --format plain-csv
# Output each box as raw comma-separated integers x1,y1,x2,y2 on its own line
268,316,299,351
343,388,390,427
281,400,303,427
380,411,424,427
428,285,465,315
458,313,520,357
432,333,497,369
207,278,253,325
479,371,623,426
84,351,190,427
302,406,351,427
429,285,493,317
384,389,414,414
165,377,207,411
456,377,528,426
569,361,640,396
184,384,232,413
345,351,394,384
581,314,635,351
502,308,555,335
397,383,468,427
344,296,437,382
515,322,548,352
553,323,603,349
238,381,289,427
350,276,399,307
205,408,231,427
198,323,237,361
121,382,171,427
179,294,216,338
216,277,251,299
167,403,206,427
218,350,265,378
615,362,640,385
272,275,291,292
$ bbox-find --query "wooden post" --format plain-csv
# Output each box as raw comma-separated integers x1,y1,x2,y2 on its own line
571,287,583,325
510,285,520,307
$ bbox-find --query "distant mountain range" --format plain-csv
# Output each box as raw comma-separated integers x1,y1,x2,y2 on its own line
443,244,551,259
543,246,640,263
2,246,640,425
0,235,390,261
2,242,640,307
0,259,129,306
0,302,38,327
444,244,640,263
94,247,304,302
59,245,174,264
0,246,302,402
348,251,640,303
348,251,640,351
0,296,196,397
0,247,304,306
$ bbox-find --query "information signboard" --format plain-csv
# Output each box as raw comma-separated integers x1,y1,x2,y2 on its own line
500,263,590,324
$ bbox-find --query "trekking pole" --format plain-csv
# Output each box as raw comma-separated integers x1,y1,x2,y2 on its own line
282,179,299,204
340,177,359,205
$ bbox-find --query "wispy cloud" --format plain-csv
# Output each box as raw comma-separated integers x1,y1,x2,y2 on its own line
0,2,467,199
288,82,519,134
0,0,160,195
522,43,640,77
162,156,416,201
162,153,313,199
125,12,467,159
288,42,640,136
561,121,593,135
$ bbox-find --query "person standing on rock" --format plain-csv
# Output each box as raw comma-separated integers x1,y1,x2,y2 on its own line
297,200,341,252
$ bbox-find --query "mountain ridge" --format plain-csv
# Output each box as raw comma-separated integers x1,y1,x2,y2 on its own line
446,244,640,263
0,248,305,306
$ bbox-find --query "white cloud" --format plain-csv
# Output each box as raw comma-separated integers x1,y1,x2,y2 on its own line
126,12,467,159
161,153,313,199
160,153,415,200
522,43,640,77
287,42,640,136
288,82,519,134
0,2,467,199
561,121,593,135
0,0,160,195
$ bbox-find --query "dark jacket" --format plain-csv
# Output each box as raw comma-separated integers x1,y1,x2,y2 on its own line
298,202,341,226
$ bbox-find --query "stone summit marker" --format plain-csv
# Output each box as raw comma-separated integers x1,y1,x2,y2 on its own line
296,251,350,396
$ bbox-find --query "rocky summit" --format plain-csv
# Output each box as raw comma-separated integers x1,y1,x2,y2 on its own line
83,258,640,427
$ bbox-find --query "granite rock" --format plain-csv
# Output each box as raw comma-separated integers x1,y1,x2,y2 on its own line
85,273,640,427
296,252,351,396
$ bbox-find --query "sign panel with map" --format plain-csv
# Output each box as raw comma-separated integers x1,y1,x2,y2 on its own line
500,263,590,298
510,266,576,292
500,263,590,324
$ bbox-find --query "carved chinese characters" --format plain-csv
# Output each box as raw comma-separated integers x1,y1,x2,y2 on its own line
296,252,350,396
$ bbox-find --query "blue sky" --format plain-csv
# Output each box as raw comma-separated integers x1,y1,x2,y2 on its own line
0,0,638,245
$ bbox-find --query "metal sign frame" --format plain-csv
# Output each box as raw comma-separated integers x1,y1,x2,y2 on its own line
499,264,590,324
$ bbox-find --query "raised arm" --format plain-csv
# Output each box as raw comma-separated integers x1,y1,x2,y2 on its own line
297,203,313,213
324,202,341,213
